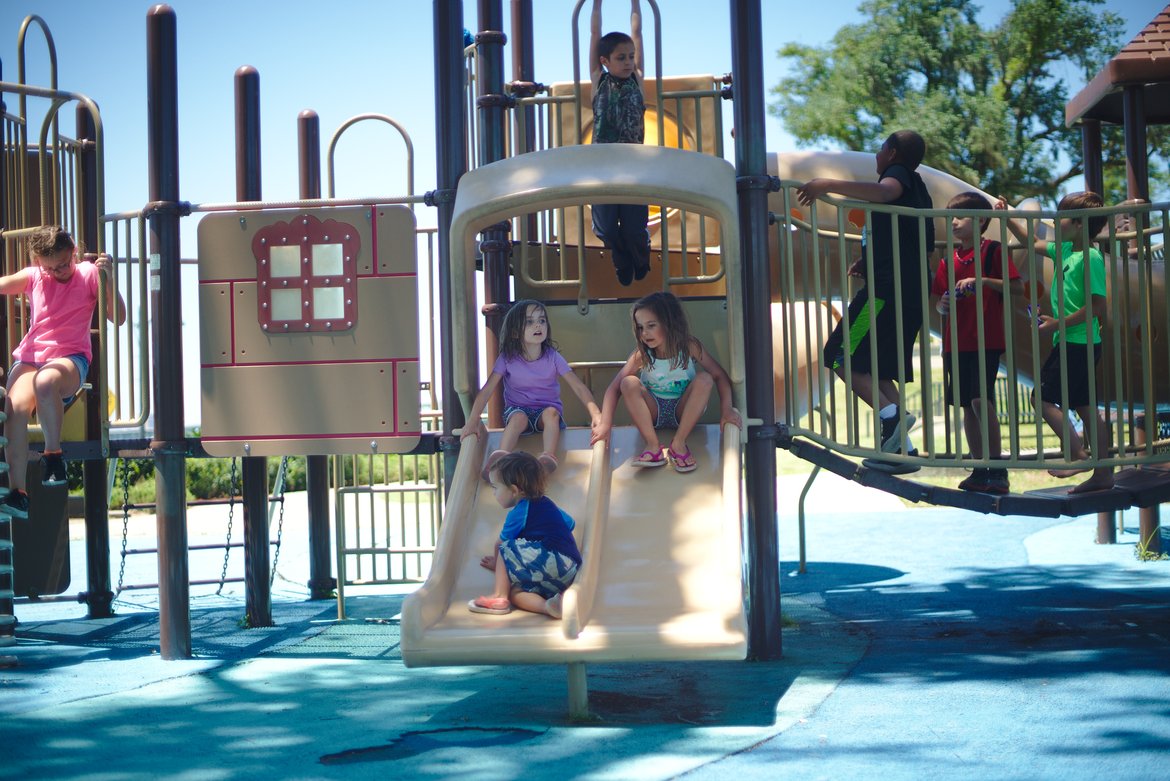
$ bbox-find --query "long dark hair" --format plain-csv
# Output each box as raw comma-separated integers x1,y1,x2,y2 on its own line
498,300,557,360
631,291,694,372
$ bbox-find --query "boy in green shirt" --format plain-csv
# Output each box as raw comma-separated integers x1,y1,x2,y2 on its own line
1005,191,1111,493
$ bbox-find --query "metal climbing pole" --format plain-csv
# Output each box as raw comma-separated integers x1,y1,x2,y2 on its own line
234,64,273,628
730,0,782,660
146,4,191,660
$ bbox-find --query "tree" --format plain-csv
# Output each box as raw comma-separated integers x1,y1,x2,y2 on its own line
769,0,1166,204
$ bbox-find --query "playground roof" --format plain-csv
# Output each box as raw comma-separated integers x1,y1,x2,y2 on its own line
1066,3,1170,126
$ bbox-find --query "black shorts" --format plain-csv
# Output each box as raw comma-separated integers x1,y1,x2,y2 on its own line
823,287,921,381
1039,342,1102,408
942,351,1002,407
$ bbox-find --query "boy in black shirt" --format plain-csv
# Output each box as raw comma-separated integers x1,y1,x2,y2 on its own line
797,130,935,473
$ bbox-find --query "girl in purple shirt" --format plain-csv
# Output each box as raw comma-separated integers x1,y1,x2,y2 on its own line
462,300,601,479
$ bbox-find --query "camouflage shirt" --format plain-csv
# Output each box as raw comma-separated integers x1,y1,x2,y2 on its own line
592,71,644,144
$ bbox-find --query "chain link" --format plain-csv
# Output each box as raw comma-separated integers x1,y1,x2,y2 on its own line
115,459,131,596
269,457,288,587
216,458,238,595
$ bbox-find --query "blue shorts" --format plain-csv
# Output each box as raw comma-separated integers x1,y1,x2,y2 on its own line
500,538,579,598
11,355,90,406
652,395,681,429
503,405,566,436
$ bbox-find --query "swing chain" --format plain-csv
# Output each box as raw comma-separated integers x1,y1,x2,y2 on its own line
269,456,289,587
216,457,238,595
115,459,131,596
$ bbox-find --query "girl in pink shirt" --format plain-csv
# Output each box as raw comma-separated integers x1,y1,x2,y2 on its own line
462,300,601,479
0,226,124,519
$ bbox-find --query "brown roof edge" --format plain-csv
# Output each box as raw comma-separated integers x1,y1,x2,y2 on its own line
1065,5,1170,126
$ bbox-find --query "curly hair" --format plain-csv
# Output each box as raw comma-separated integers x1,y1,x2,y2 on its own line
27,225,76,259
491,451,546,499
497,300,557,360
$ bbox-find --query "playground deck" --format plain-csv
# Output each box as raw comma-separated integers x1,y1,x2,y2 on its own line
3,474,1168,780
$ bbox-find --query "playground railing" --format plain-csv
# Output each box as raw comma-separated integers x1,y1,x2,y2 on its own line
773,188,1170,476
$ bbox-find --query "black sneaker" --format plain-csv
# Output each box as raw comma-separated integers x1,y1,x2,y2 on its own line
879,410,916,453
615,262,634,286
633,255,650,281
983,468,1010,495
40,452,68,487
0,489,29,520
958,468,990,492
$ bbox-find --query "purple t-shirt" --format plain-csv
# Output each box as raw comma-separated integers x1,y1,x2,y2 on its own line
492,349,572,414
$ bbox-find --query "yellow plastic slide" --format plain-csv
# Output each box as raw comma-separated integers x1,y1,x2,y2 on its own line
400,423,747,666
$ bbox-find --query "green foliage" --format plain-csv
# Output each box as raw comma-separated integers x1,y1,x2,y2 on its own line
105,453,430,509
769,0,1165,203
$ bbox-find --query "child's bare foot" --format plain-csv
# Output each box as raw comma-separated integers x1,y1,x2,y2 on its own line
1048,466,1091,479
545,592,564,619
1069,473,1115,494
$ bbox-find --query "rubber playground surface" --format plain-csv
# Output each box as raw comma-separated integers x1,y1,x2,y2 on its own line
2,471,1169,780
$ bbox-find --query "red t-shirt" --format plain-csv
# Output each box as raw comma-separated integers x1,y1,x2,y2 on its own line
930,239,1021,353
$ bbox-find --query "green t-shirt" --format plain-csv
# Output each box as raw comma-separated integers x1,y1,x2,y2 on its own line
1047,241,1106,345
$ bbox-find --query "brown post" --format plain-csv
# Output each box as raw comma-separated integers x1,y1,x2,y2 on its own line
234,65,273,627
297,109,336,600
1122,86,1149,202
1080,119,1103,197
147,4,192,659
75,104,114,617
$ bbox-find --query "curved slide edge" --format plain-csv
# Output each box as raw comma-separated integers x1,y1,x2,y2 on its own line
400,423,747,667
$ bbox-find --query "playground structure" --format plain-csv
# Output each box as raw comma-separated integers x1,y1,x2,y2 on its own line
0,1,1167,706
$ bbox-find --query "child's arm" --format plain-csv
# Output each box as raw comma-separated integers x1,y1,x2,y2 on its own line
0,267,30,296
629,0,644,79
589,0,604,89
795,176,903,207
460,371,503,441
693,341,742,430
94,254,127,326
594,351,639,444
479,538,502,571
993,197,1047,254
562,370,603,438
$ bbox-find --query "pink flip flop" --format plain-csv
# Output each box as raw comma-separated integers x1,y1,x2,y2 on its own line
467,596,512,615
668,447,697,473
481,449,508,482
631,448,667,468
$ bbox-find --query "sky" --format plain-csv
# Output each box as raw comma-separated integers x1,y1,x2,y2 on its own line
0,0,1162,426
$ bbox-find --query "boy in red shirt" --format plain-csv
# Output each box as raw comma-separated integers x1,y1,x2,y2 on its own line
931,192,1022,494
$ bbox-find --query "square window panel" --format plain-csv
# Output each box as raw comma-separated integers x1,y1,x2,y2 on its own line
313,286,345,320
271,288,302,321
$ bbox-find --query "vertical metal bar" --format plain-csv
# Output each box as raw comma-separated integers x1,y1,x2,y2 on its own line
477,0,510,427
434,0,468,499
296,109,336,600
730,0,781,660
1122,86,1149,202
146,4,191,659
75,105,113,618
233,65,272,627
1081,119,1104,203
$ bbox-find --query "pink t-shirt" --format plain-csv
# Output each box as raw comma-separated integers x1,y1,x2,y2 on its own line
492,348,572,414
13,261,100,364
